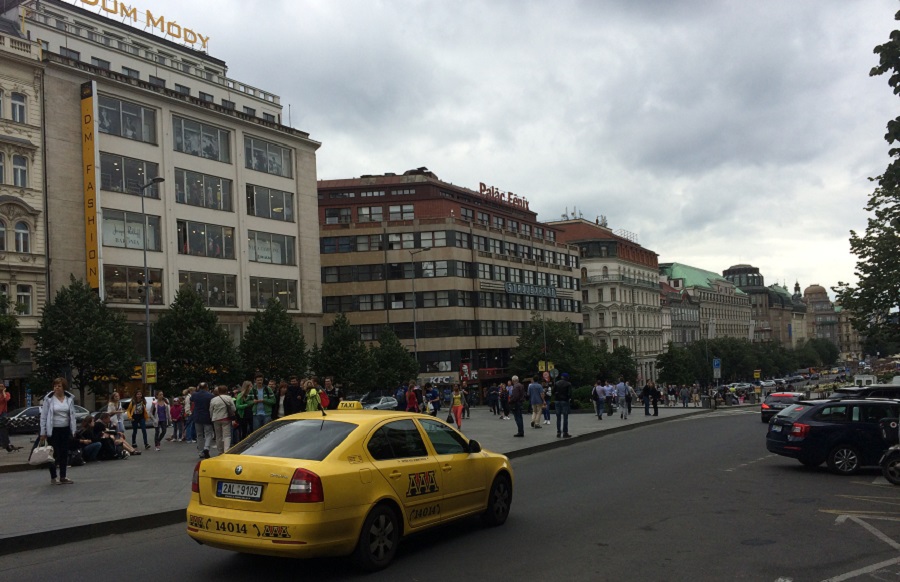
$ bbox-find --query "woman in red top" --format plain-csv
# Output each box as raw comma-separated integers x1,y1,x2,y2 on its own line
405,381,418,412
0,382,18,452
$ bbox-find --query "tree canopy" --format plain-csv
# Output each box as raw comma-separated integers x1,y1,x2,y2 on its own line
33,277,138,396
240,299,308,381
0,293,23,364
310,313,372,392
369,326,419,393
834,9,900,355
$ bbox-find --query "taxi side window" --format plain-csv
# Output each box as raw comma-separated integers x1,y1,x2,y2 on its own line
367,420,428,461
815,405,848,422
419,419,467,455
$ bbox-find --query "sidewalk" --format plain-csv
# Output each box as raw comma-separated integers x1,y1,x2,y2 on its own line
0,402,734,555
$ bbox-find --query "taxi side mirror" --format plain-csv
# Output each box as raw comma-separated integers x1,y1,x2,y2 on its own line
468,439,482,454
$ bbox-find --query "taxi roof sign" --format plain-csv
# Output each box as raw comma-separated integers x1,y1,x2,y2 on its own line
338,401,364,410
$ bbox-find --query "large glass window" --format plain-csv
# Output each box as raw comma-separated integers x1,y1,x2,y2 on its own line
176,221,235,259
99,153,160,197
244,136,292,178
356,234,383,251
248,231,296,265
388,205,414,220
12,155,26,187
175,168,233,212
16,284,32,315
173,115,231,163
104,265,163,305
420,231,447,248
101,209,161,251
98,95,156,143
0,220,5,251
14,222,30,253
325,208,350,224
358,206,383,223
179,271,237,307
11,93,26,123
249,277,297,310
246,185,294,222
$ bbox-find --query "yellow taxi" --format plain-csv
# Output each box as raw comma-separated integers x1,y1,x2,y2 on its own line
186,401,513,571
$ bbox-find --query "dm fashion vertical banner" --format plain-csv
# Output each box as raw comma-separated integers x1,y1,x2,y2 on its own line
80,80,103,297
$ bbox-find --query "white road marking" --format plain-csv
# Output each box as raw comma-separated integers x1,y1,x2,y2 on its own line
825,514,900,581
820,556,900,582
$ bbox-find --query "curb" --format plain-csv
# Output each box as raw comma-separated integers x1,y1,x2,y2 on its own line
0,405,736,554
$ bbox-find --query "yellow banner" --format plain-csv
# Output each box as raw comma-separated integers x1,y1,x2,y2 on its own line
80,82,101,292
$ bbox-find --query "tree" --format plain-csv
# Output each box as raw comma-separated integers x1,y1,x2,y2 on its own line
369,326,418,393
311,313,372,392
834,11,900,353
0,293,23,363
152,287,239,392
509,314,603,386
33,276,138,397
240,299,307,380
656,343,694,386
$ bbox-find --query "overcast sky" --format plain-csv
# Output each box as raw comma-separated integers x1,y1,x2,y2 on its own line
74,0,898,297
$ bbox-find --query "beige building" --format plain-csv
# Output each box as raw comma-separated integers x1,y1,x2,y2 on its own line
0,18,46,391
549,218,662,383
5,0,323,362
659,262,751,341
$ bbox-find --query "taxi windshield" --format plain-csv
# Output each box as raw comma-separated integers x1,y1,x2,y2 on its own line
228,419,357,461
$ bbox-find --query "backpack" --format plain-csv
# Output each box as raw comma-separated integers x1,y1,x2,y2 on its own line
319,391,330,409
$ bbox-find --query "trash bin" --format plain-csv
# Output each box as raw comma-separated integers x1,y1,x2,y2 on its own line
701,395,713,409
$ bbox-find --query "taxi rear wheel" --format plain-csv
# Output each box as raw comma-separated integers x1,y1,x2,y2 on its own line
482,474,512,527
354,504,400,572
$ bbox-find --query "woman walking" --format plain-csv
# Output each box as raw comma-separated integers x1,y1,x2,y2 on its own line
39,378,77,484
449,384,464,428
210,385,236,456
107,391,126,435
151,391,170,451
0,382,19,452
128,390,150,450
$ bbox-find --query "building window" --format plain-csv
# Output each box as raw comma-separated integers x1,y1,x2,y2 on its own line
420,231,447,248
249,277,298,309
325,207,350,225
243,106,256,116
60,46,80,60
358,206,383,223
148,75,166,88
100,153,160,197
360,190,384,198
101,209,161,251
11,93,26,123
176,220,235,259
173,116,231,163
392,188,415,196
175,168,233,212
460,208,474,222
14,222,30,253
179,271,237,308
248,231,296,265
174,84,190,95
388,233,414,250
0,220,5,251
98,96,157,143
104,265,163,305
493,216,505,230
16,284,32,315
263,113,276,123
356,234,383,251
473,235,488,252
388,205,414,220
91,57,110,70
12,155,27,187
478,264,491,280
221,99,235,110
0,153,3,182
244,136,292,178
198,92,214,102
390,293,414,309
246,185,293,221
421,261,449,278
121,66,139,79
358,294,385,311
477,211,489,226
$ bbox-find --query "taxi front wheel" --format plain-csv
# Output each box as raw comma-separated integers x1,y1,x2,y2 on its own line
354,504,400,572
481,474,512,527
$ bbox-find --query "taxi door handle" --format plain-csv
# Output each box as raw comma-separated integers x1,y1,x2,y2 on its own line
442,464,452,472
389,471,402,480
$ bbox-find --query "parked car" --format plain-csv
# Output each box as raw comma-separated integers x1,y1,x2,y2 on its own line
760,380,776,389
760,392,804,423
6,405,91,434
359,394,399,410
766,398,900,474
94,396,156,429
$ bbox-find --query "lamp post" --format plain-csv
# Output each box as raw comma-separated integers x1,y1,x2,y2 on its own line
139,177,165,378
409,248,428,369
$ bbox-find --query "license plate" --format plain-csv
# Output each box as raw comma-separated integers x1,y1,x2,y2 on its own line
217,481,263,501
770,425,781,433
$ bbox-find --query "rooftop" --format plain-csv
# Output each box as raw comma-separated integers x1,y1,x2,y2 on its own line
660,262,746,295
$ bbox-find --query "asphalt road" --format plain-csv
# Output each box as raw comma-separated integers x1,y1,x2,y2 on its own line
4,408,899,582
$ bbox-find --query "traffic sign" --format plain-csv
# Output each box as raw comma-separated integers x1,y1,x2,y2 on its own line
713,358,721,369
143,361,157,384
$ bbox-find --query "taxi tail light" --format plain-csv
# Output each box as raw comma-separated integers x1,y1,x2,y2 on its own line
285,468,323,503
790,423,810,438
192,461,201,493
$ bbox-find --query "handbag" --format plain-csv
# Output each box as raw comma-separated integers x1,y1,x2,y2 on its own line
29,444,55,466
218,396,237,421
446,412,454,424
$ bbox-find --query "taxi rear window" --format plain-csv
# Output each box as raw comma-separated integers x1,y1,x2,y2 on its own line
228,419,357,461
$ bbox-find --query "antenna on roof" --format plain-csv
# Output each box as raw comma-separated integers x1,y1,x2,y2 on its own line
288,104,292,127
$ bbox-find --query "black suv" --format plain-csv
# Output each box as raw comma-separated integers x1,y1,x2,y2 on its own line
766,398,899,474
831,385,900,400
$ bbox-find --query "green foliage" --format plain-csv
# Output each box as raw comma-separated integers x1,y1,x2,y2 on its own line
34,276,138,396
152,287,239,390
240,299,308,380
0,294,22,363
834,12,900,354
656,343,694,385
369,326,418,393
509,314,600,385
310,313,372,391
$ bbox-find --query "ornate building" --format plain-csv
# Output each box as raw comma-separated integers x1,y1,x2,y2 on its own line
550,218,661,383
659,262,751,341
660,281,700,348
804,284,839,347
722,264,806,345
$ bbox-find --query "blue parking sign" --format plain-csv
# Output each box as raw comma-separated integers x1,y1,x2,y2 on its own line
713,358,721,369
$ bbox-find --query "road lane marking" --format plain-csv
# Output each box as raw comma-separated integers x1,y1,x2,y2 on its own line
824,515,900,581
821,556,900,582
724,455,777,472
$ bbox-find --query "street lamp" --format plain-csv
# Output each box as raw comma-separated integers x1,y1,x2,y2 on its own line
409,248,428,367
139,176,165,377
